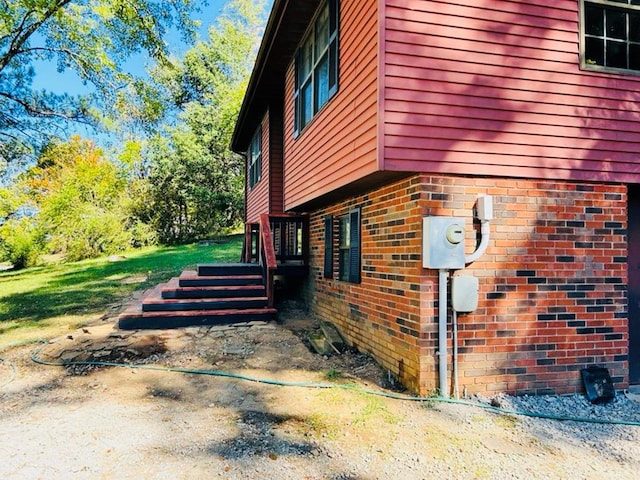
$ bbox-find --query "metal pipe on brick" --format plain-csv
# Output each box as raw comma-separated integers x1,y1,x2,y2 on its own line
439,268,449,397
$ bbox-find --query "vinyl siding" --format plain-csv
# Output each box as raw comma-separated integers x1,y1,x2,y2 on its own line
245,112,270,223
269,103,284,214
382,0,640,182
283,0,379,210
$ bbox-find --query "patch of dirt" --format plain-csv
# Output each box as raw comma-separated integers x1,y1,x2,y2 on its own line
1,299,640,479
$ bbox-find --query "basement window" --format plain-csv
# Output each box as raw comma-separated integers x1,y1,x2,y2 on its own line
581,0,640,74
338,208,361,283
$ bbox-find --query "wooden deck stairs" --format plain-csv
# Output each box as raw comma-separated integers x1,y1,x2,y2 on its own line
118,213,308,330
118,263,277,329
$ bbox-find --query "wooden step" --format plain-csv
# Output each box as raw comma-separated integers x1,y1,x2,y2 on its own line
141,284,267,312
179,270,264,287
161,277,266,299
197,262,262,277
118,306,277,330
117,262,277,330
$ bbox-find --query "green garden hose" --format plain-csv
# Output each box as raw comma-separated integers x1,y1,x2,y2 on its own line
17,340,640,427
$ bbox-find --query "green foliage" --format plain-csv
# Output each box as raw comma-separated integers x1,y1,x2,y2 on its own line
147,129,244,243
0,185,22,220
0,181,42,268
324,367,344,381
0,0,199,170
0,217,43,269
144,0,267,244
20,136,153,261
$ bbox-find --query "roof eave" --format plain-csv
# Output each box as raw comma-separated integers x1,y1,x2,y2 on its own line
231,0,322,153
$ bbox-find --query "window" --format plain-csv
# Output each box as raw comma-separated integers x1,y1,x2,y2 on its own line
323,208,361,283
248,127,262,188
338,215,350,281
337,208,361,283
581,0,640,73
294,0,339,135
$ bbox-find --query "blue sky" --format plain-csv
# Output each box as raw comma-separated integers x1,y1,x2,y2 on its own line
31,0,229,96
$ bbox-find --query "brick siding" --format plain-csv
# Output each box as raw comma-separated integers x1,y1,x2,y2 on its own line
302,174,628,396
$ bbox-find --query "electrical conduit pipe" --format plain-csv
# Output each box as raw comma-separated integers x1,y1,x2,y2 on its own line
438,221,490,398
442,197,491,397
465,220,490,265
438,268,449,397
446,206,491,398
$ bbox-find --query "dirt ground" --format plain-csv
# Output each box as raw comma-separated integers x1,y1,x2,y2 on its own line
2,300,640,480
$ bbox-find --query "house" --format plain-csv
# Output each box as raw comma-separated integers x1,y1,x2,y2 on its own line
231,0,640,397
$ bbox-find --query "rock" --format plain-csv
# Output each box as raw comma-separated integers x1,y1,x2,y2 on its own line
60,351,80,362
92,350,112,358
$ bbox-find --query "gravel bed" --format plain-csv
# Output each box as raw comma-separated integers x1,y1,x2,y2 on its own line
495,391,640,424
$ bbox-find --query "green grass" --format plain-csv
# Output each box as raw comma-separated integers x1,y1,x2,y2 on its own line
0,235,243,345
351,394,400,426
324,367,344,381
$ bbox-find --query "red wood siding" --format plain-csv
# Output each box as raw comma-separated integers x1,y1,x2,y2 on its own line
382,0,640,182
246,112,270,223
269,103,284,214
283,0,380,210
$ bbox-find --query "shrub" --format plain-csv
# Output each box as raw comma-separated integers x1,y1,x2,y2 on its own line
0,218,43,269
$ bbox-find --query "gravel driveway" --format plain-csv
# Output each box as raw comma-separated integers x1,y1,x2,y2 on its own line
1,302,640,479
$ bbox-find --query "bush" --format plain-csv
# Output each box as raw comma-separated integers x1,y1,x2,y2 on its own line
48,207,128,262
0,218,43,269
127,218,158,248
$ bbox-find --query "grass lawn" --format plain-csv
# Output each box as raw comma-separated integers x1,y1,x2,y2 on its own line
0,235,243,347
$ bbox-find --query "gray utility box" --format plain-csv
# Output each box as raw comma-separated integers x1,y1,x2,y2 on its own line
451,274,479,312
422,217,466,270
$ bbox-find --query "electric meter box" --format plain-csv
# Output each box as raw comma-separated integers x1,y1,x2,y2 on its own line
422,217,466,269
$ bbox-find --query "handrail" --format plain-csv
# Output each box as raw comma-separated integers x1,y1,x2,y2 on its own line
241,222,259,263
259,213,278,308
241,226,251,263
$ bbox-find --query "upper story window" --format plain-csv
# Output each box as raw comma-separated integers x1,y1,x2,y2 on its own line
581,0,640,74
248,126,262,188
294,0,339,136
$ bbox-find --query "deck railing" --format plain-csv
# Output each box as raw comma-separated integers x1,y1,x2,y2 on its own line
242,213,309,308
259,214,277,308
268,214,309,264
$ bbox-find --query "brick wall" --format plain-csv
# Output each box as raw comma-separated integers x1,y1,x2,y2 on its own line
302,174,628,396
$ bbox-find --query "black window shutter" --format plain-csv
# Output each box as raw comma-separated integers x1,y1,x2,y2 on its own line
348,208,361,283
323,216,333,278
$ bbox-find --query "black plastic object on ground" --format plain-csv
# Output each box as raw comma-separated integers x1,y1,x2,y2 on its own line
581,366,616,404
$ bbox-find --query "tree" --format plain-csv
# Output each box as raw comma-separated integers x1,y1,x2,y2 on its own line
0,181,42,268
17,136,153,261
145,0,266,243
0,0,199,174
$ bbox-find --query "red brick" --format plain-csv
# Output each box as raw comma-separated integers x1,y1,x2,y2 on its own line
301,174,629,395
